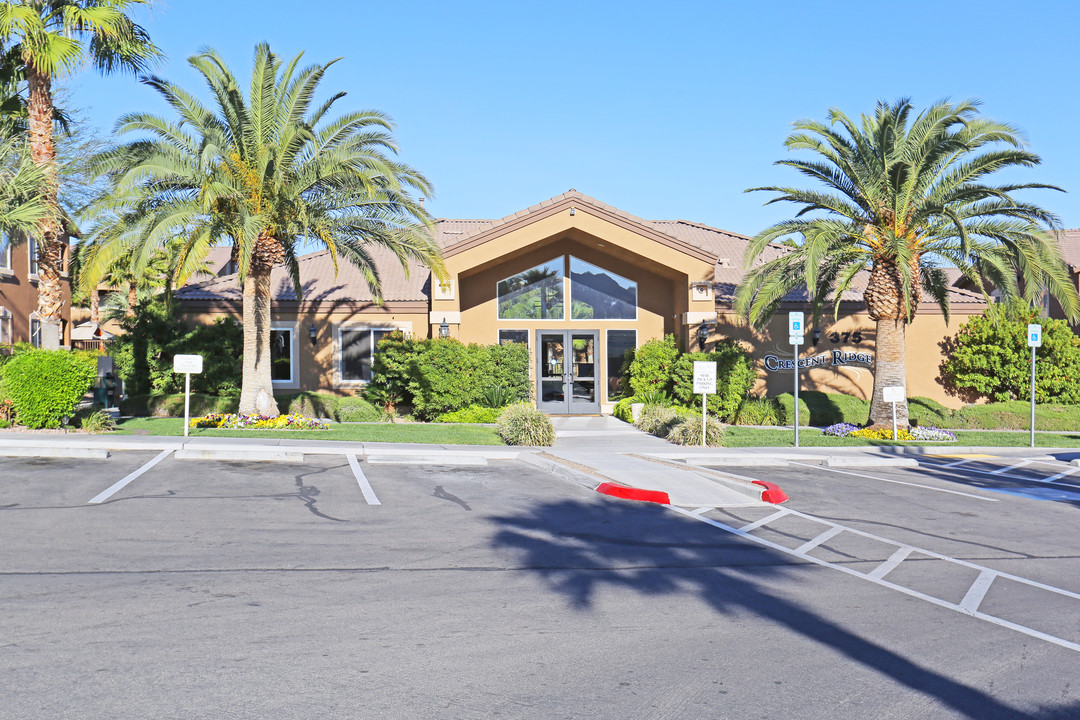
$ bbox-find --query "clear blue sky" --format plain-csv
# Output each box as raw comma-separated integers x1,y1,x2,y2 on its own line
64,0,1080,236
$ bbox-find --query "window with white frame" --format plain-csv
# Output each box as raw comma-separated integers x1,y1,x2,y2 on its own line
0,307,11,345
339,327,396,382
28,241,38,276
269,328,294,383
29,316,41,347
0,233,11,271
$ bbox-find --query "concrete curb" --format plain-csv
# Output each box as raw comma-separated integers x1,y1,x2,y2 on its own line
0,447,111,459
174,448,305,462
824,457,921,468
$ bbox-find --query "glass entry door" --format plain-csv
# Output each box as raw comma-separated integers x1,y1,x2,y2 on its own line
536,330,600,414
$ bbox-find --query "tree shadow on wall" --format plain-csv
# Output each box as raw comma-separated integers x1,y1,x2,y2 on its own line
489,498,1077,719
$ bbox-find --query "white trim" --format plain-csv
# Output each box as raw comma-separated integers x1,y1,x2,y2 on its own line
0,306,11,345
0,232,10,272
269,324,297,386
683,311,718,324
430,311,461,325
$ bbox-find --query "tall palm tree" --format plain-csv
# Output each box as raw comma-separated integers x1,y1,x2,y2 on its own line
736,99,1078,427
83,43,445,416
0,134,48,234
0,0,159,348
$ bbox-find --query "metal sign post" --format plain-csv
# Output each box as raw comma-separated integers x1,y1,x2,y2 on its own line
173,354,204,437
789,312,804,448
1028,324,1042,449
693,361,717,447
883,386,905,441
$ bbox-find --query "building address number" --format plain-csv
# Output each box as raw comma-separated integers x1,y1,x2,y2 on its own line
816,330,864,345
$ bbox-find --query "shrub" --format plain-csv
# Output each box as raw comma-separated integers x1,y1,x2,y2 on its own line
1,350,97,429
496,402,554,446
634,404,682,438
669,340,756,422
798,390,869,426
612,396,640,423
436,405,501,423
775,393,811,426
408,339,492,419
638,388,671,406
74,405,116,432
0,419,9,429
333,396,382,422
908,396,953,428
480,385,517,409
735,396,783,426
940,299,1080,404
666,413,725,446
120,393,240,417
277,392,339,418
487,342,531,402
369,331,421,404
627,334,679,396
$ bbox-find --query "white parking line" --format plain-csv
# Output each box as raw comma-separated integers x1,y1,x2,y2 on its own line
347,454,381,505
989,460,1031,475
790,462,999,501
88,449,173,505
920,458,1080,487
670,505,1080,654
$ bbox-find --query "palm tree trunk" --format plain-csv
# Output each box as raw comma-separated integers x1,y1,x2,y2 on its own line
90,289,99,325
25,63,64,350
238,263,279,417
868,318,909,427
127,282,137,318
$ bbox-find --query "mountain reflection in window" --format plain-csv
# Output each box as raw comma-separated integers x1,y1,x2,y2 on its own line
569,257,636,319
497,259,564,319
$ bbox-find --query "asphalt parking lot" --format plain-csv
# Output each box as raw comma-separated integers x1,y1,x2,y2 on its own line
3,451,1080,719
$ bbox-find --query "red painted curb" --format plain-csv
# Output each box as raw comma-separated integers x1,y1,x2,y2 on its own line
752,480,789,504
596,482,671,505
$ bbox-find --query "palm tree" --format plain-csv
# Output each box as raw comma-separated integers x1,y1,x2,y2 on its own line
736,99,1078,427
83,43,445,416
0,134,48,234
0,0,159,348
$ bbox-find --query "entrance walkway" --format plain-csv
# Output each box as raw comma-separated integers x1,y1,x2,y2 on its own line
545,416,767,507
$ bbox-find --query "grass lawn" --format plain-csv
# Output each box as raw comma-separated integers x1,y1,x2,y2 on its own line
113,418,506,445
723,426,1080,448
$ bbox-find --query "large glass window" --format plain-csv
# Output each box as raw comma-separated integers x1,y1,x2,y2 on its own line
570,257,636,320
340,327,395,382
497,259,564,320
0,233,11,271
270,328,293,382
606,330,636,400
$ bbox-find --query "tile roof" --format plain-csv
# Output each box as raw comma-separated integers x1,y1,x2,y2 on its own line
175,190,989,309
1055,229,1080,271
176,245,428,303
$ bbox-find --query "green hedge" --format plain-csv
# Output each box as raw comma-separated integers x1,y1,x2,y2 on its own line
627,335,679,396
120,393,240,417
669,340,756,423
776,393,811,426
370,336,530,420
435,405,501,423
333,396,382,422
1,350,97,428
275,391,341,418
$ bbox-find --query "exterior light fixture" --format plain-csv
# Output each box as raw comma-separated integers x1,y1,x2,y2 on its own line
439,319,450,338
697,322,710,351
309,324,317,345
569,207,576,216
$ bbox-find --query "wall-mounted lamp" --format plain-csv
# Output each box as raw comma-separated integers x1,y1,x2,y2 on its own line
697,322,711,352
812,328,821,346
439,319,450,338
569,207,576,216
309,324,317,345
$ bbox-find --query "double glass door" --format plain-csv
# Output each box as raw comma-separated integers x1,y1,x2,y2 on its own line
536,330,600,414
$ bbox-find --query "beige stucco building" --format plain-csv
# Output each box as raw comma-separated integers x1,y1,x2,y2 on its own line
175,190,991,412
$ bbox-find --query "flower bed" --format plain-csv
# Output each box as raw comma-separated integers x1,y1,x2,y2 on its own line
190,413,328,430
821,422,955,442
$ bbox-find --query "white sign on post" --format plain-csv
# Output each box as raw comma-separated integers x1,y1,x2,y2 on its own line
788,311,804,337
693,361,717,395
693,361,716,447
882,385,905,440
173,354,204,437
1028,324,1042,347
